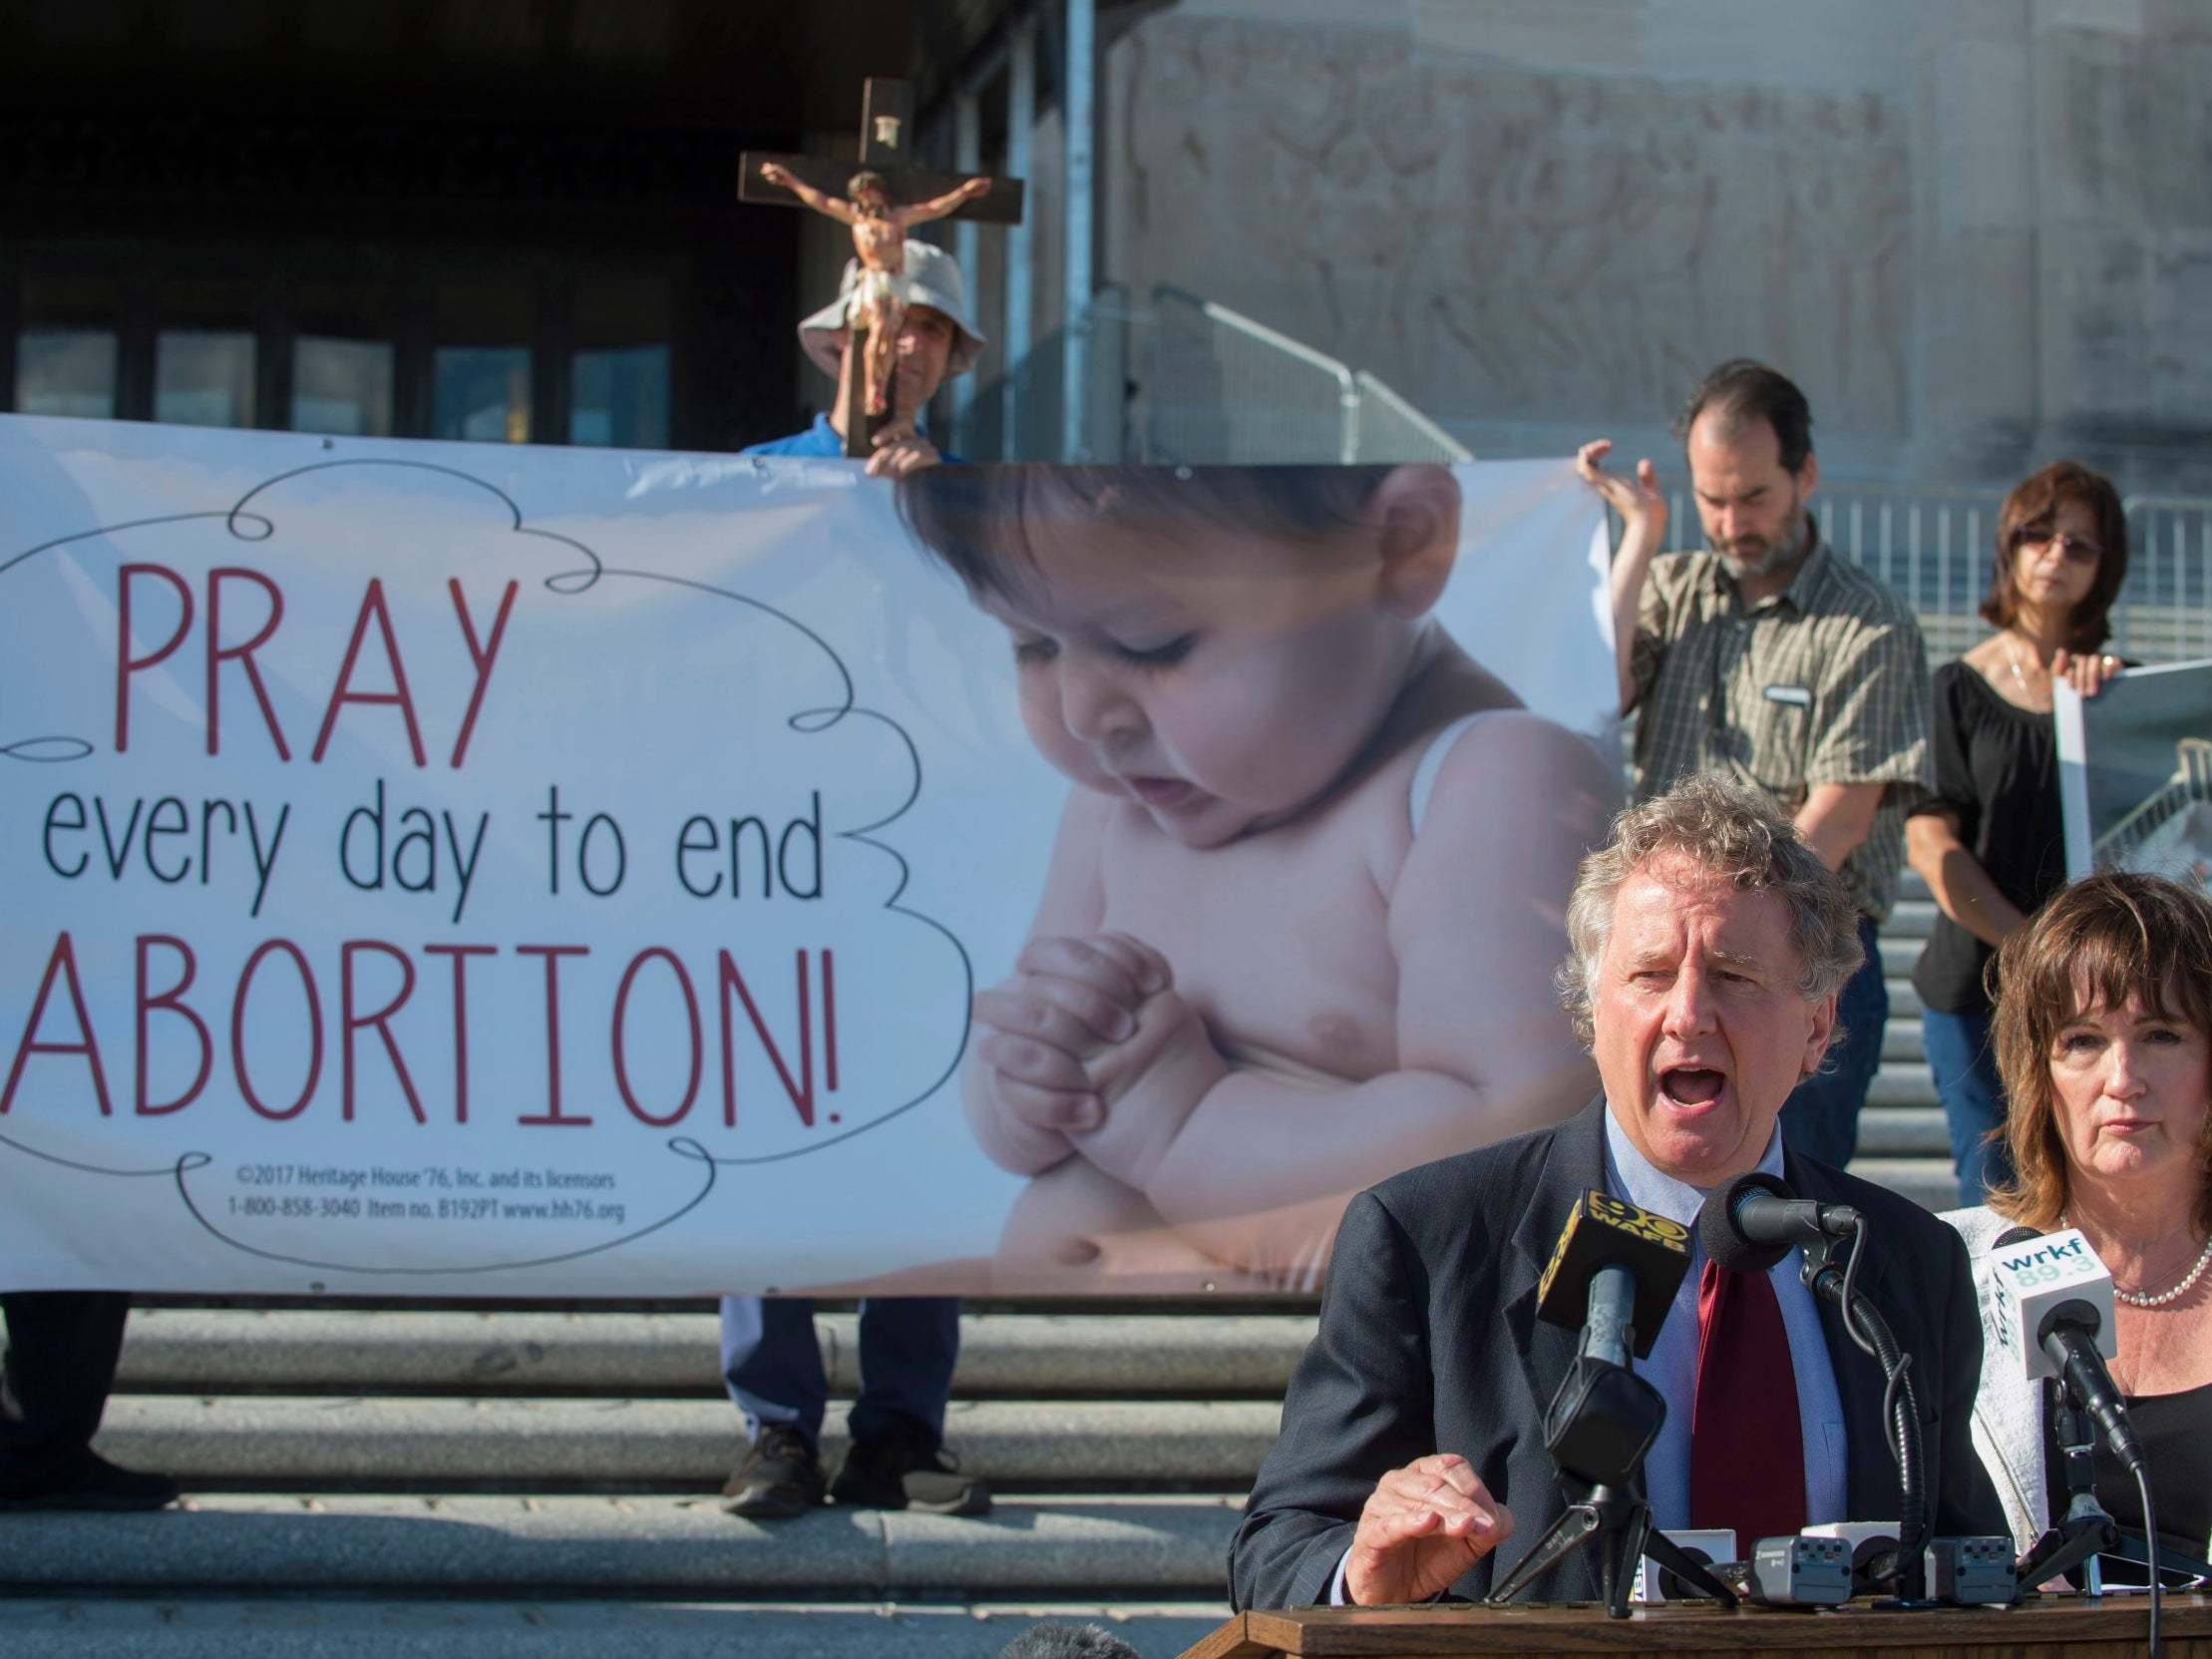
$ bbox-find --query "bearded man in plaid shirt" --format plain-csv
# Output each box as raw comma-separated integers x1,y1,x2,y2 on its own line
1576,359,1932,1169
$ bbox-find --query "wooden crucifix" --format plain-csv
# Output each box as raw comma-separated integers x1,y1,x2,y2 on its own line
742,78,1025,458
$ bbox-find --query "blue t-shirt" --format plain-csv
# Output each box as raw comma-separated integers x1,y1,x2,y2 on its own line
740,414,843,458
740,413,956,461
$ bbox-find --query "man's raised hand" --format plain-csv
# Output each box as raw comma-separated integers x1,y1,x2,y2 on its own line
1574,439,1665,537
1344,1454,1514,1606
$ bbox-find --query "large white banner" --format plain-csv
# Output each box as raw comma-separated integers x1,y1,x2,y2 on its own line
1,417,1619,1296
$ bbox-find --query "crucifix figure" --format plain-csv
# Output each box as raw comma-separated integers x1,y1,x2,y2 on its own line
757,162,990,423
742,79,1025,458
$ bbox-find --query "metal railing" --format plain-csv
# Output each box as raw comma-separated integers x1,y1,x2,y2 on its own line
959,284,1469,466
1142,285,1359,464
2096,738,2212,871
1350,369,1473,468
1653,482,2212,666
955,283,1130,464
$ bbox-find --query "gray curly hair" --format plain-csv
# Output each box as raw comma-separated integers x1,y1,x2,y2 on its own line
1555,773,1863,1047
997,1623,1143,1659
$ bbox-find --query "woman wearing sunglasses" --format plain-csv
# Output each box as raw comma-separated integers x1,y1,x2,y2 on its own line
1906,461,2131,1204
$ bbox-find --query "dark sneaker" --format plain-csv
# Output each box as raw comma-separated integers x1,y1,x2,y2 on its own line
0,1451,179,1512
720,1425,825,1520
831,1419,991,1515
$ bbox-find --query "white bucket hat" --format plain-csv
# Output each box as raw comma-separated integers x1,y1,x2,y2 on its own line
798,240,987,382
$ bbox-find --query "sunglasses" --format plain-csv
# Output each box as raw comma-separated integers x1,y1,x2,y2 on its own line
2015,527,2101,564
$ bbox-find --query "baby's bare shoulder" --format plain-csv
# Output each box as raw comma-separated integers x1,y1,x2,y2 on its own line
1410,711,1621,855
1427,709,1611,783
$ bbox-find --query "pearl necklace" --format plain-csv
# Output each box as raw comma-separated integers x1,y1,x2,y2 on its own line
2064,1213,2212,1308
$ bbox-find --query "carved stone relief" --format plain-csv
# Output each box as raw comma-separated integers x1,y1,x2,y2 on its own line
1114,17,1913,436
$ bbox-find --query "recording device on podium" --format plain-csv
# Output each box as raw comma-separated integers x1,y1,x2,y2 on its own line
1485,1190,1741,1617
1989,1223,2208,1657
1631,1528,1734,1604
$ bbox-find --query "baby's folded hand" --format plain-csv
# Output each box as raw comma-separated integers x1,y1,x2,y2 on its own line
964,973,1091,1171
974,938,1155,1056
965,933,1179,1158
971,1002,1098,1132
1070,985,1228,1191
1013,933,1169,1018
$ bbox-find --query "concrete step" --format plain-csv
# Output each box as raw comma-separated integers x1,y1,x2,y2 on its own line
0,1492,1243,1597
96,1396,1280,1488
1844,1158,1958,1214
1884,898,1937,940
1885,980,1925,1020
1851,1106,1948,1159
114,1310,1317,1399
0,1600,1229,1659
1877,936,1922,979
1881,1021,1924,1062
1867,1060,1939,1109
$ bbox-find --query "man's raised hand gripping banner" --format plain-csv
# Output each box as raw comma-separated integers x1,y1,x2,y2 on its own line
0,416,1620,1296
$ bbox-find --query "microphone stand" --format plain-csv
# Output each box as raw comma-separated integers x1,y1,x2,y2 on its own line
1798,1222,1935,1606
1485,1358,1738,1617
2017,1389,2212,1591
2101,1533,2212,1586
1488,1265,1739,1619
2015,1389,2119,1593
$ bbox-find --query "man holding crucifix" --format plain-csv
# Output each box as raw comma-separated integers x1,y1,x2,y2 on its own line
758,162,989,426
738,238,987,479
740,76,1021,461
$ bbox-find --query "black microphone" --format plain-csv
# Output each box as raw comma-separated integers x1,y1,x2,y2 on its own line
1697,1171,1862,1272
1532,1190,1692,1487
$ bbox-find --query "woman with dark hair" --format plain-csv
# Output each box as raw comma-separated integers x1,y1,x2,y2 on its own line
1945,873,2212,1569
1907,461,2130,1204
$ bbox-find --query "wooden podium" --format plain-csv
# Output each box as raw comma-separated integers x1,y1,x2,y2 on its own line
1178,1593,2212,1657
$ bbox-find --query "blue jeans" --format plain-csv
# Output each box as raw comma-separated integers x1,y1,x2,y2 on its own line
718,1295,961,1451
1779,918,1887,1169
1921,1006,2014,1208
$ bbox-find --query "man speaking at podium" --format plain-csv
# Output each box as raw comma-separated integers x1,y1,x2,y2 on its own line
1230,776,2002,1608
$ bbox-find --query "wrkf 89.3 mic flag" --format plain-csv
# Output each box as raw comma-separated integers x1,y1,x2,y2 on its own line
1986,1225,2143,1475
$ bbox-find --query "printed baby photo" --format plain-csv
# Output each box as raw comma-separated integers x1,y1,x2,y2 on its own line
893,463,1623,1291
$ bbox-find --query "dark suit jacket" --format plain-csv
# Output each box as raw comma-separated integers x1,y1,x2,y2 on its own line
1228,1098,2004,1609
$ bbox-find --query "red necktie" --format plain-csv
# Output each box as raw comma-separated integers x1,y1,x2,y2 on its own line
1688,1257,1806,1551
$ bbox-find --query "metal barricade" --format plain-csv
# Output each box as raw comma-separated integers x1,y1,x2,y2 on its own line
965,284,1471,466
1142,285,1357,465
1350,369,1473,465
2116,497,2212,662
2096,738,2212,872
